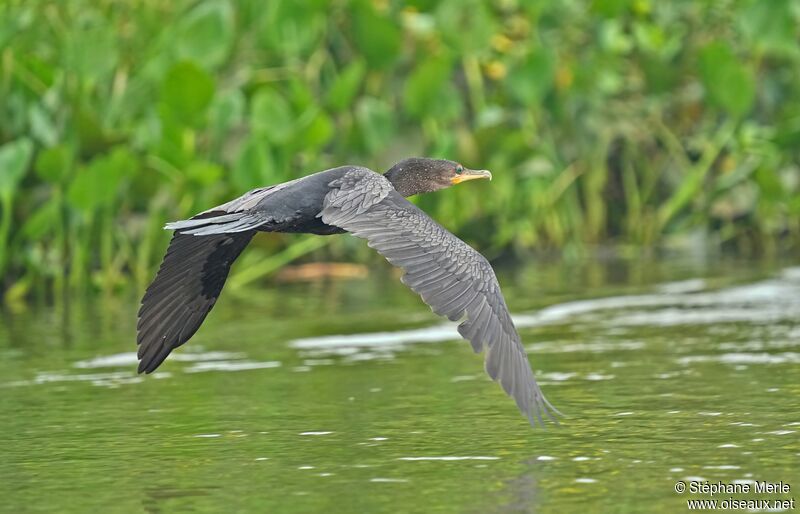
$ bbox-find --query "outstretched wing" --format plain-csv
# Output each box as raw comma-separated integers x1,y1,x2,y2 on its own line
136,185,292,372
136,230,254,373
319,170,558,426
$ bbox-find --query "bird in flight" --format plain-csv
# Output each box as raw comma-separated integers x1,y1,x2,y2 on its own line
137,158,559,426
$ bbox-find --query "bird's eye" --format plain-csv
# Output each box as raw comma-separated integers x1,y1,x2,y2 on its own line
455,165,463,174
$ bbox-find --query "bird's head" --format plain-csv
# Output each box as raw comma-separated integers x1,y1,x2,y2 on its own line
383,157,492,197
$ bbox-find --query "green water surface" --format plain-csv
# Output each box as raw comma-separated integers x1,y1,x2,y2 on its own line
1,257,798,513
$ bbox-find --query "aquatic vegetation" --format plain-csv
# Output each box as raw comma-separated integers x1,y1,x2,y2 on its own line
1,0,799,298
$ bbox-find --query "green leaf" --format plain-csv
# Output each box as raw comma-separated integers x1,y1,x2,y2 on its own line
326,59,367,112
287,79,315,113
161,61,215,126
250,88,295,143
63,15,118,80
209,88,246,135
66,147,137,213
23,52,57,90
21,201,59,239
0,138,33,197
753,167,784,202
591,0,631,17
698,42,755,118
233,137,274,191
296,109,334,150
257,0,326,57
352,6,401,69
507,49,555,105
185,160,223,186
29,104,58,146
35,144,73,184
435,0,494,55
175,1,234,70
356,98,395,153
599,20,633,54
739,0,798,57
403,56,454,119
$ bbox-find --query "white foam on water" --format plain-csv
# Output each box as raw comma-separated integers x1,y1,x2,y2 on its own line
74,351,246,369
3,371,142,388
677,353,800,365
656,279,707,294
183,360,281,373
397,456,499,461
287,271,800,355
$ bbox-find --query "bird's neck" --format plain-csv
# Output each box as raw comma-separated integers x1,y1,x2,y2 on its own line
383,168,419,197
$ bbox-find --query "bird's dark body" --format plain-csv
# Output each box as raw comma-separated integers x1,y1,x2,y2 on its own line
137,158,558,426
238,167,356,235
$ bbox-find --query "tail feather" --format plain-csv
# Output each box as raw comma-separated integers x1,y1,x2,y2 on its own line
165,211,266,236
164,213,243,231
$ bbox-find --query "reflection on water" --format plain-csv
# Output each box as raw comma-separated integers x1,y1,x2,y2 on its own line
1,257,799,512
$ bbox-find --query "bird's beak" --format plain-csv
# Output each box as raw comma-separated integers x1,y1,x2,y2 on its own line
451,168,492,185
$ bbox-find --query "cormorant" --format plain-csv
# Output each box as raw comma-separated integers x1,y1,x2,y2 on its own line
137,158,558,425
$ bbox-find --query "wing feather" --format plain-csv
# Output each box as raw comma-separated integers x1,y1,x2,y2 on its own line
320,170,558,426
136,231,254,373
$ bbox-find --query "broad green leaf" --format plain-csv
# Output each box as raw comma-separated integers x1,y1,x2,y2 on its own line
0,138,33,197
591,0,631,17
640,58,679,94
21,201,59,239
739,0,798,57
161,62,215,126
507,49,555,105
599,20,633,54
155,108,193,169
35,144,73,183
403,56,454,119
296,109,334,150
326,60,366,112
66,147,137,213
435,0,494,55
257,0,326,57
63,15,117,80
287,79,315,114
698,43,755,118
753,167,784,202
175,1,234,70
185,161,223,186
250,88,295,143
19,53,56,94
352,6,401,69
233,137,274,190
29,104,58,147
356,98,395,153
209,89,245,135
75,107,106,151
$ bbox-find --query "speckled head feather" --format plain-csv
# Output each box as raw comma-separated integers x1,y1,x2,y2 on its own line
383,157,491,197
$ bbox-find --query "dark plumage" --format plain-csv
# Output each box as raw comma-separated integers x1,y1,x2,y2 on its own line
137,158,559,425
